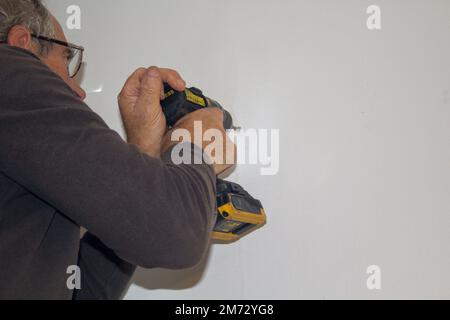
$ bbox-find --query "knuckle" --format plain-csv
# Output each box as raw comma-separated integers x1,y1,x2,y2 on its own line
117,90,127,101
210,109,224,121
147,66,161,76
170,69,181,78
133,67,147,79
198,108,223,123
141,85,158,95
164,68,177,75
161,68,183,83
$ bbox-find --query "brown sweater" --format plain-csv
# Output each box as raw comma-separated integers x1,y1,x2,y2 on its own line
0,44,216,300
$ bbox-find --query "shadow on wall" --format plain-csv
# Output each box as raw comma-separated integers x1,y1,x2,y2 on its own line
127,169,239,291
129,249,212,291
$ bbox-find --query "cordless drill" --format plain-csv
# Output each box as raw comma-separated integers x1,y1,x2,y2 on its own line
161,84,267,243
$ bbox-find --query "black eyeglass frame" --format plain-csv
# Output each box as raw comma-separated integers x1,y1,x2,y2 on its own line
31,34,85,78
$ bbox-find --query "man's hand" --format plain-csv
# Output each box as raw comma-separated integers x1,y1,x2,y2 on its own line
118,66,186,158
161,108,237,176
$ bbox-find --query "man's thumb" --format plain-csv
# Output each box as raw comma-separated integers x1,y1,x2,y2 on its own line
136,67,162,112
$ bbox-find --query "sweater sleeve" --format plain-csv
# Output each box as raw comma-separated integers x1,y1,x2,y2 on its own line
0,44,217,269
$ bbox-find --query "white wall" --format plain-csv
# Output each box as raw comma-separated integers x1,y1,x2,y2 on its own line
46,0,450,299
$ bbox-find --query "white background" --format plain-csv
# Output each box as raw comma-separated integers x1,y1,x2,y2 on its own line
46,0,450,299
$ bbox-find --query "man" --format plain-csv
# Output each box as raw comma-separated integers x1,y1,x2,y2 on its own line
0,0,235,299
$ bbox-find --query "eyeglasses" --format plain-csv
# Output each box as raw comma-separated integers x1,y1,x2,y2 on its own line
31,34,84,78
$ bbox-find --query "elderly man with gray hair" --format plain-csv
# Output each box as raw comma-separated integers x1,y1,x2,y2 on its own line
0,0,235,299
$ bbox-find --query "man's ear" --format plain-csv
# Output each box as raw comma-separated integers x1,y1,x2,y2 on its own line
7,25,34,50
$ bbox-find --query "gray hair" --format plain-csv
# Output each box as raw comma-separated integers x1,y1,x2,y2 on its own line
0,0,56,55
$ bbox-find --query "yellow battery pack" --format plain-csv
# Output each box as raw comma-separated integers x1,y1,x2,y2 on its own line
212,183,267,242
